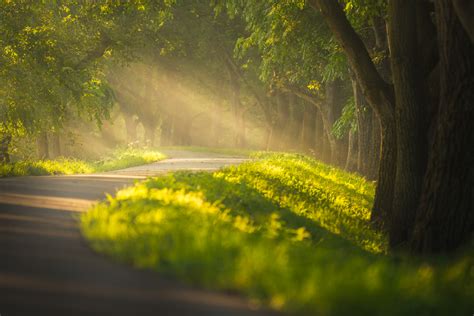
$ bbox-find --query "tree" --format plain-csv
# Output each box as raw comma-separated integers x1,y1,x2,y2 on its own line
310,0,397,227
411,0,474,253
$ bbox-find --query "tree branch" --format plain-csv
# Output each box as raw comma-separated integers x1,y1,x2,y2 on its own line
309,0,395,121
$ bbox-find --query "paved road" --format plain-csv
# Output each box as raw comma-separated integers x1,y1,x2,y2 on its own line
0,151,276,316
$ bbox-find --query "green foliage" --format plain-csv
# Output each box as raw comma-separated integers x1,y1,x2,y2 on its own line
81,153,473,315
332,96,357,139
0,1,172,135
0,147,165,177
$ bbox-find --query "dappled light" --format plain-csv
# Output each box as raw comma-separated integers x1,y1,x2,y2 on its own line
1,1,473,315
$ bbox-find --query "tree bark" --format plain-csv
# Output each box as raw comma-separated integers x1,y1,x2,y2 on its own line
369,112,381,180
411,0,474,253
388,0,429,249
371,117,397,226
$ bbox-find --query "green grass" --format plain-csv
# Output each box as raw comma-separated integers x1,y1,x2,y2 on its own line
0,147,166,177
81,153,473,315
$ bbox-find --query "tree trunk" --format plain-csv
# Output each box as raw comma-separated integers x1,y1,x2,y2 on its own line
411,0,474,253
0,134,12,163
311,0,397,227
369,112,381,180
302,105,317,155
287,95,301,151
345,128,358,172
371,117,397,226
312,108,323,159
49,132,61,158
324,80,346,166
388,0,429,249
37,132,49,159
352,77,372,177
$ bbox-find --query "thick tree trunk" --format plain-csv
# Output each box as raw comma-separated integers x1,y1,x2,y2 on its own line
36,132,49,159
388,0,428,249
49,132,61,158
371,118,397,226
411,0,474,253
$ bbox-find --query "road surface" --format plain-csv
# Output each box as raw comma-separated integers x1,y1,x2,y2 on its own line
0,151,276,316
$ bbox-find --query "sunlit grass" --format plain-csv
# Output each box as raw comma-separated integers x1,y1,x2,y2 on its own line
0,147,166,177
81,153,474,315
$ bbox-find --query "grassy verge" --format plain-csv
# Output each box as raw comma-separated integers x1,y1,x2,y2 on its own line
81,153,473,315
0,147,166,177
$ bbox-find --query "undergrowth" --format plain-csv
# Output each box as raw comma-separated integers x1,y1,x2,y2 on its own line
81,153,473,315
0,147,165,177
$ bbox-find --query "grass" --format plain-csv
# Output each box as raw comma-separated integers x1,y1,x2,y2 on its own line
0,147,166,177
81,153,474,315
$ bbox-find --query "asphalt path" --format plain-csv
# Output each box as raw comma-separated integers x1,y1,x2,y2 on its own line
0,151,277,316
